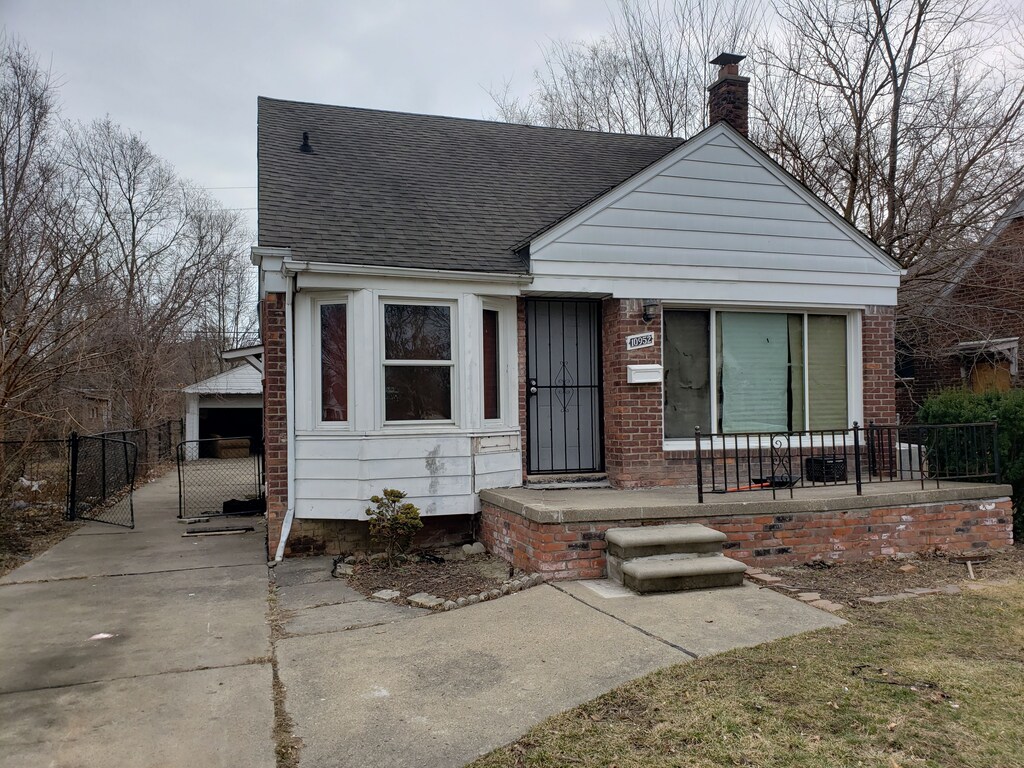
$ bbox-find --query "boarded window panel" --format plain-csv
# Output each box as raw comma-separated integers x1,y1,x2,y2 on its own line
807,315,848,429
483,309,500,419
720,312,789,433
663,310,711,437
320,304,347,421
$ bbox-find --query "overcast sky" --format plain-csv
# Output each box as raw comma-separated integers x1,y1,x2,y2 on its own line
3,0,614,232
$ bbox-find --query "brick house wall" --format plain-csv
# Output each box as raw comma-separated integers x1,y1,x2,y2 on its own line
263,293,287,558
589,300,896,489
900,216,1024,417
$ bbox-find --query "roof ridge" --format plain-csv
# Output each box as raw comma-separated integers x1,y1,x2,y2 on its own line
256,96,686,143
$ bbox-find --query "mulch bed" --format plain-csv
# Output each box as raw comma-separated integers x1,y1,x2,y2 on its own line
765,545,1024,606
346,554,520,603
0,501,81,577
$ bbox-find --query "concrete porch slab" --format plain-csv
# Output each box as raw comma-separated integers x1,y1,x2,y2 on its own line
481,481,1014,524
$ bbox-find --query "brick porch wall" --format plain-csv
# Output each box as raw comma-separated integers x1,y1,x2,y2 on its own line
480,497,1014,580
263,292,287,558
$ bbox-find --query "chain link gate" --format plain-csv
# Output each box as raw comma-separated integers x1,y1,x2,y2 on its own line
176,437,264,520
68,435,138,528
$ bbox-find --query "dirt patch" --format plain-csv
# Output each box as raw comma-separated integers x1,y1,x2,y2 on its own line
346,554,521,603
0,501,80,577
765,546,1024,605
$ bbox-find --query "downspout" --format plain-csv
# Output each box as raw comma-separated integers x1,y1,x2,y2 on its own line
273,272,297,561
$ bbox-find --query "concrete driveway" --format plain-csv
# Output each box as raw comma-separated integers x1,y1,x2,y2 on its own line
1,472,845,768
0,471,274,768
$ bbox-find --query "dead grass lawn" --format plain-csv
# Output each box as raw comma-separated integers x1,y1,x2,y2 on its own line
472,580,1024,768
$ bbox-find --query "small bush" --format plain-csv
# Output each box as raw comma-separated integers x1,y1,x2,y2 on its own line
917,388,1024,538
365,488,423,565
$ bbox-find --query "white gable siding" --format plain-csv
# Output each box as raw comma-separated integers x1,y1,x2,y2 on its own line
529,126,901,307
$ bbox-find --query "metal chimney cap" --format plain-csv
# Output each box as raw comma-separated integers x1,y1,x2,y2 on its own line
710,52,746,67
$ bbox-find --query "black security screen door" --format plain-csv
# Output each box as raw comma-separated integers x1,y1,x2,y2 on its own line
526,299,603,474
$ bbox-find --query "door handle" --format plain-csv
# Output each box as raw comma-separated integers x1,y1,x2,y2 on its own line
528,378,538,396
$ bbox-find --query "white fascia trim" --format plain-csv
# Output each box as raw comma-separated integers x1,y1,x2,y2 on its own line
251,246,292,267
282,259,533,285
529,122,905,277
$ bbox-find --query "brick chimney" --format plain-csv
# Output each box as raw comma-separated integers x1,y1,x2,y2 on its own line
708,52,749,137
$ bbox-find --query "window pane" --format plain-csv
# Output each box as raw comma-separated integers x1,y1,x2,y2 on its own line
483,309,500,420
385,304,451,360
719,312,790,433
385,366,452,421
663,310,710,436
807,315,848,429
788,314,805,430
320,304,347,421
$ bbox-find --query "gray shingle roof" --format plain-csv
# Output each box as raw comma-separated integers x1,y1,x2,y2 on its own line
257,97,685,274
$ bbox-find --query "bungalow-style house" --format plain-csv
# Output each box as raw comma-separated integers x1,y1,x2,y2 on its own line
255,56,1011,571
897,190,1024,420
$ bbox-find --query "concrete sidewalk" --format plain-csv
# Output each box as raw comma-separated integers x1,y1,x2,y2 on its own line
272,560,845,768
0,471,274,768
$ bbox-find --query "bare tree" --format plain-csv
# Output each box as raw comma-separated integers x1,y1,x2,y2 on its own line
491,0,764,137
0,38,111,446
67,118,254,426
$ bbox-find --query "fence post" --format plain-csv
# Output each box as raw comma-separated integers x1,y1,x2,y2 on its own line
992,421,1001,483
67,432,79,520
100,436,107,501
694,426,704,504
852,422,862,496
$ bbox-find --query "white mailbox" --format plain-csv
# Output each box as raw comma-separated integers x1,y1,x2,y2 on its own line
627,364,663,384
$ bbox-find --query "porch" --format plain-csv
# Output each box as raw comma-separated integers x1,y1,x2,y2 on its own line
479,481,1016,580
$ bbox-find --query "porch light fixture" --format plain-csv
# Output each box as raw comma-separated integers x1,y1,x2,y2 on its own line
642,299,659,323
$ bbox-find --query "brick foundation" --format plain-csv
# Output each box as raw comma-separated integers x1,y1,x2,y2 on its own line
283,515,476,557
480,496,1014,580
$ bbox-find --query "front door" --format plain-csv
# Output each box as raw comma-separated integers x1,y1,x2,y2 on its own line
526,299,603,474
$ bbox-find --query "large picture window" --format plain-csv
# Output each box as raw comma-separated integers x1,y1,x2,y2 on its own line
664,309,849,437
383,303,453,421
320,303,348,422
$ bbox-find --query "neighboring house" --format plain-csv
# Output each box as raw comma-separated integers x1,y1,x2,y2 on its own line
182,365,264,456
254,56,903,559
897,191,1024,421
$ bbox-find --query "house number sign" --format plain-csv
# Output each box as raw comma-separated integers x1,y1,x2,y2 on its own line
626,332,654,351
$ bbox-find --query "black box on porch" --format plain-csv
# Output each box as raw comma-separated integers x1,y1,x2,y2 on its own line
805,455,847,483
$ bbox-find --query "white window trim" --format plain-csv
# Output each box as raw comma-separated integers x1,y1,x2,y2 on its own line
662,305,863,451
312,293,354,432
378,297,459,428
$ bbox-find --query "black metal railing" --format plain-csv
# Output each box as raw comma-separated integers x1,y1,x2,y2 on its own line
695,422,1000,502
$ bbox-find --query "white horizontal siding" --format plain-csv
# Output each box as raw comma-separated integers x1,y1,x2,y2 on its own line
529,124,900,306
293,432,521,519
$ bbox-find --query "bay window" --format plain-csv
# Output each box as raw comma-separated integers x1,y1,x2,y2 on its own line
664,309,850,437
383,303,454,422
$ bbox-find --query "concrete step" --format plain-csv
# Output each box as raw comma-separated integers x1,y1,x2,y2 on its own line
605,523,727,559
620,553,747,594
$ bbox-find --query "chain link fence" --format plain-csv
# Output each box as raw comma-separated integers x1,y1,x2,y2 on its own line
176,437,264,520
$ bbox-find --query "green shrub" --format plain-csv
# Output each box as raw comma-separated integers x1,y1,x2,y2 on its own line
917,388,1024,539
365,488,423,565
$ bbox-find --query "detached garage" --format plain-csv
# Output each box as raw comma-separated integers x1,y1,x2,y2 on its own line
183,366,263,457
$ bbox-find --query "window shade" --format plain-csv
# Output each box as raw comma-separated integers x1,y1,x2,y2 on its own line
720,312,789,432
807,315,848,429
